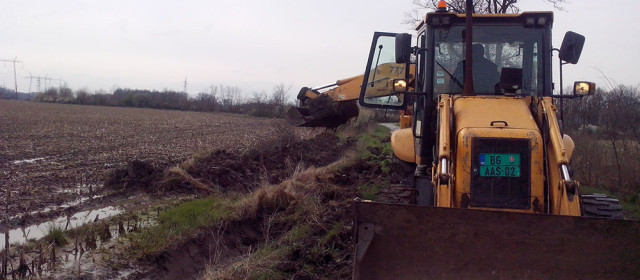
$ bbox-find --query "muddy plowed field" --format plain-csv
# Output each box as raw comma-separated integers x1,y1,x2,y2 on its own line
0,100,314,226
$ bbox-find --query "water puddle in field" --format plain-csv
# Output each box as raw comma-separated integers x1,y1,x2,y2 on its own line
0,206,123,250
8,193,106,222
10,157,46,165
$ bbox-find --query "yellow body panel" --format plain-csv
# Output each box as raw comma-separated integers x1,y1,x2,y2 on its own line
453,96,538,130
451,97,544,213
540,98,570,165
436,183,453,208
399,115,411,129
437,95,452,163
540,98,581,215
390,128,415,163
326,75,364,101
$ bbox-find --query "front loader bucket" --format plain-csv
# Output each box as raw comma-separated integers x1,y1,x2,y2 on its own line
353,201,640,279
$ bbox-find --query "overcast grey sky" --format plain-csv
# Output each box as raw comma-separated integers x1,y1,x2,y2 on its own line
0,1,638,100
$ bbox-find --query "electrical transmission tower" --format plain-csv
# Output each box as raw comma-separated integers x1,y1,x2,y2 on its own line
183,76,188,93
25,74,51,93
0,57,23,99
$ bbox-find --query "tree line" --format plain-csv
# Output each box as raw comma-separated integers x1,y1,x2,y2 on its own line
0,83,292,118
563,85,640,200
2,81,638,200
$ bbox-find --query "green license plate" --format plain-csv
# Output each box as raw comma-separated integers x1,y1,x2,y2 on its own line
479,153,521,177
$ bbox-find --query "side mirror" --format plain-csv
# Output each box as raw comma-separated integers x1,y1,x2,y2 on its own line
573,81,596,96
559,31,585,64
395,33,412,63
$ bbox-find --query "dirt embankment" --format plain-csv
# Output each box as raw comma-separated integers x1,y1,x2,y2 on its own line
104,132,353,195
124,126,405,280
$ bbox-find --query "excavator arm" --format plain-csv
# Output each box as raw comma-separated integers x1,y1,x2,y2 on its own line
286,75,363,128
297,75,363,105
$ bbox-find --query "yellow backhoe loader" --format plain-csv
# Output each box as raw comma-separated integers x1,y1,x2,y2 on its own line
353,1,640,279
286,63,414,128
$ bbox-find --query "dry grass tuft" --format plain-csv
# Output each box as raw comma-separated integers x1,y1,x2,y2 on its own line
160,166,216,193
235,166,324,220
199,157,357,280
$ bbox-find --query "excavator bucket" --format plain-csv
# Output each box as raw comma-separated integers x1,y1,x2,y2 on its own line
285,106,312,127
285,96,359,128
353,201,640,279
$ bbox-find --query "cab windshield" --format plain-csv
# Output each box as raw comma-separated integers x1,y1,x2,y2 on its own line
432,25,544,96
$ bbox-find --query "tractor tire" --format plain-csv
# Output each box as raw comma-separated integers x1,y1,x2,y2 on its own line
580,193,624,219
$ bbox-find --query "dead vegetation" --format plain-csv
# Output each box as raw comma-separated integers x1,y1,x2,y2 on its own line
139,161,360,280
125,124,402,280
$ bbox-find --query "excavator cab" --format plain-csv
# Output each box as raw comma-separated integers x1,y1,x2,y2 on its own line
353,6,640,279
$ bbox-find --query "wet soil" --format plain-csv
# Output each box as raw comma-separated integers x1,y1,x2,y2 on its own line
0,100,337,278
0,100,316,229
0,99,399,279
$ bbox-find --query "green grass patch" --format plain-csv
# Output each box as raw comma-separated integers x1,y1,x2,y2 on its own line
358,126,390,149
286,224,312,243
320,222,344,245
158,198,232,229
380,158,392,174
359,184,383,201
45,224,68,246
129,196,235,257
357,125,393,171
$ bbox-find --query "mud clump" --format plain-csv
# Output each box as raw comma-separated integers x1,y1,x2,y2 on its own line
159,132,352,194
105,160,161,192
104,132,352,195
304,95,359,128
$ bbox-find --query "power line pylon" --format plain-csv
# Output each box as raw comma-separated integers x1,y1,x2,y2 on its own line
0,57,23,99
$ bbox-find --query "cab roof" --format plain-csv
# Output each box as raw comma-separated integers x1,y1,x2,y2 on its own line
416,11,554,31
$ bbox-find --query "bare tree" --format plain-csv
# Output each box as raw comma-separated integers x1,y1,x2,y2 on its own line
220,85,243,112
58,86,74,103
195,91,218,112
207,85,219,101
600,85,640,187
270,83,290,107
251,90,268,104
270,83,291,117
403,0,567,26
